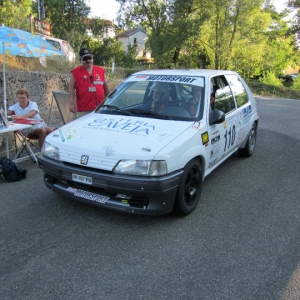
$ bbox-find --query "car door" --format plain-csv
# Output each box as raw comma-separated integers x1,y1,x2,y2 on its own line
207,75,240,168
225,74,254,145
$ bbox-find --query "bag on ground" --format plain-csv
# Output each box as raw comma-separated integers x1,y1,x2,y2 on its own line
0,156,27,182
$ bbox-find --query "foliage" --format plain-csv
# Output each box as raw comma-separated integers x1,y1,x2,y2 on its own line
1,0,300,82
258,71,283,86
116,0,203,68
0,0,33,31
246,79,300,99
79,37,125,67
291,74,300,89
116,0,299,77
33,0,91,50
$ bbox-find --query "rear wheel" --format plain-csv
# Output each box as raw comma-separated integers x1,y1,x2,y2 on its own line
238,122,257,157
174,159,202,215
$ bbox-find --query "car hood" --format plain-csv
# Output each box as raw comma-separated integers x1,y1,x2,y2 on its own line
46,113,193,170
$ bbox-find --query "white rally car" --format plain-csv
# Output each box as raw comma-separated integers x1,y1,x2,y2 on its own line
37,69,259,215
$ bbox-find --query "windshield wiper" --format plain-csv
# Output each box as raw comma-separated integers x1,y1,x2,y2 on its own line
125,109,172,120
99,105,132,116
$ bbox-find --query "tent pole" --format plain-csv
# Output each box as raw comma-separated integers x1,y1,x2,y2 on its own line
3,42,6,117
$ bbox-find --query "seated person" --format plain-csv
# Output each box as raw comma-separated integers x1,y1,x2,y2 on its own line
7,88,54,149
144,82,171,113
184,86,202,117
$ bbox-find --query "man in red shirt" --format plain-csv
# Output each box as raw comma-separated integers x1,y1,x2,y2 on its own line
68,47,110,117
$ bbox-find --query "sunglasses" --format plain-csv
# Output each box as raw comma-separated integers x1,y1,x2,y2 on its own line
82,56,93,61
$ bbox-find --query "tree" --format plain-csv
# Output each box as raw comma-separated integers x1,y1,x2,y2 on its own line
116,0,203,68
80,37,125,67
0,0,33,31
287,0,300,45
34,0,91,50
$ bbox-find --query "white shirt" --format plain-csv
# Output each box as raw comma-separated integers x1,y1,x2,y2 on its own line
9,101,45,129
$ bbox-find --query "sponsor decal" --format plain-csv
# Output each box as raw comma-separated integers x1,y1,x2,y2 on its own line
59,130,65,142
201,131,209,145
242,105,252,120
226,114,235,124
59,126,78,142
156,132,173,142
192,121,201,130
209,145,220,164
101,146,116,156
127,74,204,86
146,75,198,84
135,75,147,78
71,188,109,204
86,118,155,136
211,135,220,145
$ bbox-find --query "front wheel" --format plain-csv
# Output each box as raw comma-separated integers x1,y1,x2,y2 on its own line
173,159,202,215
238,122,257,157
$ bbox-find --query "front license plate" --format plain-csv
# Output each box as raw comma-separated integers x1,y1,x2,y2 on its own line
72,173,92,185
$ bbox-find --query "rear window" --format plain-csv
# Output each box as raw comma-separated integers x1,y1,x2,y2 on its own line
226,74,249,107
45,39,61,51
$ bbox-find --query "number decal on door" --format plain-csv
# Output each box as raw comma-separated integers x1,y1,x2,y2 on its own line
224,125,236,151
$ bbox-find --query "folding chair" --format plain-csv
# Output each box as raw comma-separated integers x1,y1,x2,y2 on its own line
14,130,40,163
47,91,77,126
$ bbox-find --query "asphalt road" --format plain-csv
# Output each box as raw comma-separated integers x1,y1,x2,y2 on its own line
1,96,300,300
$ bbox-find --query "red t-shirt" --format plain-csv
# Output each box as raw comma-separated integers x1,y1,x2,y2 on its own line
71,65,106,112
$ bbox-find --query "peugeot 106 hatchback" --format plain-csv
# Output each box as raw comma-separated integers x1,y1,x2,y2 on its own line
37,69,259,216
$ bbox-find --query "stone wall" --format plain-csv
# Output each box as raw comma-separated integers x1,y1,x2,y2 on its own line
0,70,71,155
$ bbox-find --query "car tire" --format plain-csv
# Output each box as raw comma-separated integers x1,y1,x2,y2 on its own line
238,122,257,157
174,159,202,215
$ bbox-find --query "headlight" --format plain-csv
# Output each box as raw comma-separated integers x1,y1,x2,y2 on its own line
113,160,167,176
42,141,60,160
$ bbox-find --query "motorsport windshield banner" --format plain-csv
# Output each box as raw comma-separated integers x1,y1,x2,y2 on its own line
130,74,205,87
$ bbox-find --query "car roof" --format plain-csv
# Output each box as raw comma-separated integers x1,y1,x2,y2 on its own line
37,34,69,43
45,36,69,43
132,69,240,78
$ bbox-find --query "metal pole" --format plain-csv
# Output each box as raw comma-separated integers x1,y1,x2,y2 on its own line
2,42,9,157
112,56,115,75
3,43,6,118
38,0,41,20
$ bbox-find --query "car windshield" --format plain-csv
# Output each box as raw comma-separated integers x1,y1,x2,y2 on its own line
95,75,206,120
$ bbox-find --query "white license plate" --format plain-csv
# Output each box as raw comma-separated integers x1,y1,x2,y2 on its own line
72,173,92,185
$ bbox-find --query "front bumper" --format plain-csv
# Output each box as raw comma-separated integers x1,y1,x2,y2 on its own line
37,155,184,215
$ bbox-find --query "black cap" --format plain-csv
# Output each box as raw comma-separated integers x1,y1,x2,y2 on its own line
79,47,93,58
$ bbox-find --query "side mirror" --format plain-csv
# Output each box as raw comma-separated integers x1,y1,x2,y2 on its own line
209,109,225,125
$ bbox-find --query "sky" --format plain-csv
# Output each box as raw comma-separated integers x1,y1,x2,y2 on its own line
88,0,289,21
88,0,121,21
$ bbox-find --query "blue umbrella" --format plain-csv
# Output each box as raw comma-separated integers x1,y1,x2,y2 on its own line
0,25,62,116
